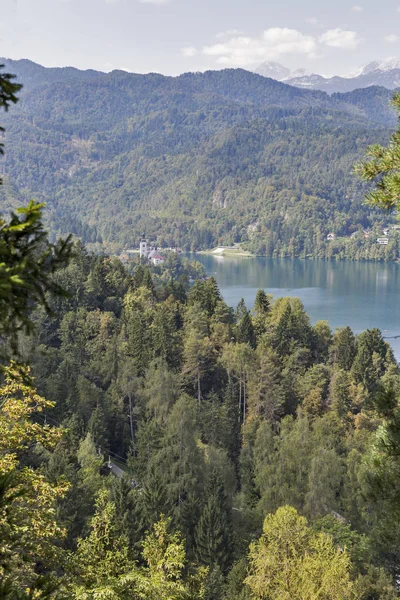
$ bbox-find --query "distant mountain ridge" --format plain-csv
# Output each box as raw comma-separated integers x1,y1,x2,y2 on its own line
0,57,398,257
255,58,400,93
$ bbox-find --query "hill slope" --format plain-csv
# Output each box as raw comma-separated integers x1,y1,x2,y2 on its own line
0,59,398,255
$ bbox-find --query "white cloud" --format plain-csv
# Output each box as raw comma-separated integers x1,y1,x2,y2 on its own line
319,28,362,49
181,46,198,57
105,0,120,3
305,17,318,25
203,28,316,67
351,5,363,12
216,29,244,40
384,34,399,43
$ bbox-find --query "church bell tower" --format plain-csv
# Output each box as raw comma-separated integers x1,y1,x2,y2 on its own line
139,234,148,259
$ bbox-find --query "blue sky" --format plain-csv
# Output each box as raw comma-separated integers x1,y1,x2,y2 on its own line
2,0,400,76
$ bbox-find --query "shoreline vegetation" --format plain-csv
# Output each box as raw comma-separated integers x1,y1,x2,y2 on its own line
194,241,400,262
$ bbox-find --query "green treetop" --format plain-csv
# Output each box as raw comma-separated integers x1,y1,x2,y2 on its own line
245,506,356,600
355,92,400,211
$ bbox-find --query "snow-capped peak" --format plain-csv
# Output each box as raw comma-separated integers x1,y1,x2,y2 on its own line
255,62,312,81
255,62,291,81
347,57,400,78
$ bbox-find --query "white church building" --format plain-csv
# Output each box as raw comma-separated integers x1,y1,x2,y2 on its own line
139,236,165,265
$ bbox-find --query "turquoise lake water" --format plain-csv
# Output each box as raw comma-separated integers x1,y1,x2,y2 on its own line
191,255,400,359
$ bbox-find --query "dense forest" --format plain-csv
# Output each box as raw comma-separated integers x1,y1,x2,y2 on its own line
1,58,400,259
3,240,400,598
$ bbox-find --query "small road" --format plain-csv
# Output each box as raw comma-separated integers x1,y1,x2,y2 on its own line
109,461,126,478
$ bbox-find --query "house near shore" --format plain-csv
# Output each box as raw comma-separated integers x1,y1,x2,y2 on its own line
151,253,165,265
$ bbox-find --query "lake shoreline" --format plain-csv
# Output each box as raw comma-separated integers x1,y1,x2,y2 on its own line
194,248,400,264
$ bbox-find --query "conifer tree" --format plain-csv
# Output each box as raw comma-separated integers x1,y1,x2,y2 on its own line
351,329,389,393
141,467,171,529
236,310,255,348
152,395,204,512
253,290,271,316
331,326,357,371
183,332,215,403
195,471,232,571
188,277,221,317
330,368,352,420
125,309,148,377
248,348,284,424
252,290,272,339
355,92,400,211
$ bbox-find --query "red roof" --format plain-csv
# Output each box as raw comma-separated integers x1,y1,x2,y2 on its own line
153,254,164,260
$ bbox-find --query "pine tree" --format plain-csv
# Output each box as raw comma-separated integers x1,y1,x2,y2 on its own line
151,395,204,513
331,326,357,371
88,405,109,450
312,320,332,363
141,465,171,529
330,368,352,420
125,309,148,377
236,310,255,348
355,92,400,211
195,471,232,571
253,290,271,316
253,290,272,339
351,329,389,393
188,277,221,317
248,348,284,424
182,332,215,403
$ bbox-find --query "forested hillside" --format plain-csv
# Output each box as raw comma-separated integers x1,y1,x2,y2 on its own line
2,63,400,597
4,245,400,598
0,58,399,258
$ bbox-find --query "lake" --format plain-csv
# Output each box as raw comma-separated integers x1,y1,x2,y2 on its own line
192,255,400,359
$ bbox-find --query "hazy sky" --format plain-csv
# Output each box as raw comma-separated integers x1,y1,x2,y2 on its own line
2,0,400,77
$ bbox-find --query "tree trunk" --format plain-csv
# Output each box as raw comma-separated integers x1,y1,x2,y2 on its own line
128,392,135,449
197,370,201,405
239,369,242,423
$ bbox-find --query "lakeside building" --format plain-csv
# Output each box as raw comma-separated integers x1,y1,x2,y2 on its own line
139,235,165,265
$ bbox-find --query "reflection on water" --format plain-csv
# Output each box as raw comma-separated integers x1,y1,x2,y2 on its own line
191,255,400,358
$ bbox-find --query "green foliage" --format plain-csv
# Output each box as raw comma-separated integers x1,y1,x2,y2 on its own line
245,506,356,599
0,367,68,596
2,231,400,597
355,92,400,212
195,471,232,571
6,61,400,600
2,60,399,260
0,64,22,161
0,200,72,361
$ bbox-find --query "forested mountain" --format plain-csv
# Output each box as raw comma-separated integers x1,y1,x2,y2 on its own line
0,58,398,256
